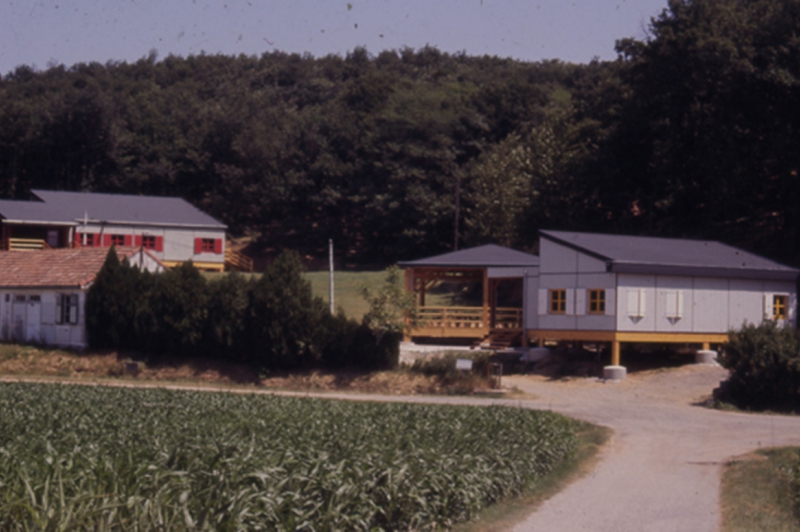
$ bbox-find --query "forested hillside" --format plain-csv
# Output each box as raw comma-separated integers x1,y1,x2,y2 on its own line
1,0,798,266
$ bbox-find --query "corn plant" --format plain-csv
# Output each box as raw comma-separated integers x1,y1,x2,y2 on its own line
0,383,578,530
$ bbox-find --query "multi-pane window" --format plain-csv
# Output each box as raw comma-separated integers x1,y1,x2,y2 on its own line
774,295,788,320
111,234,126,246
201,238,216,252
83,233,95,247
56,294,79,325
549,289,566,314
141,235,156,250
588,289,605,314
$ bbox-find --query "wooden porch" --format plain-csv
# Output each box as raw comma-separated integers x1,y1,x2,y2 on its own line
403,265,524,345
399,244,539,348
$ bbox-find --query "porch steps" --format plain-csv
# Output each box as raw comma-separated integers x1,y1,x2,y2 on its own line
477,330,523,350
225,248,254,272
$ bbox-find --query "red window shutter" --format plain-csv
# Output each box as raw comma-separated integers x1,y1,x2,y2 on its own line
134,235,142,247
214,239,222,254
156,236,164,252
194,238,202,254
124,234,132,246
103,234,112,247
93,233,101,247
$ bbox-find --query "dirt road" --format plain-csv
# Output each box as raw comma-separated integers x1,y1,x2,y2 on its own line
504,365,800,532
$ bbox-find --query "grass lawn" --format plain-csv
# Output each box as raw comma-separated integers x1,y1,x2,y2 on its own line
304,270,386,320
207,269,468,322
721,447,800,531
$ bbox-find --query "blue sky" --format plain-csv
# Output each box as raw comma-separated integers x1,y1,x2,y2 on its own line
0,0,668,75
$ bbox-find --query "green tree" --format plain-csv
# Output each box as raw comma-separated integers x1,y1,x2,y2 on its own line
601,0,800,262
146,262,208,357
245,251,327,370
360,266,417,339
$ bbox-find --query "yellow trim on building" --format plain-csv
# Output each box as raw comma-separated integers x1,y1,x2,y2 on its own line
526,329,728,345
160,260,225,272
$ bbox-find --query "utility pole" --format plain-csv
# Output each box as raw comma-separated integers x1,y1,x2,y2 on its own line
329,239,335,314
453,174,461,251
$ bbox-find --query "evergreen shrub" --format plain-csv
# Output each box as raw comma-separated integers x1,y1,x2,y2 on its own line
86,249,399,371
716,322,800,411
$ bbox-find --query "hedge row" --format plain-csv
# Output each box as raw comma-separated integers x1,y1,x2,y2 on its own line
85,249,398,371
716,322,800,411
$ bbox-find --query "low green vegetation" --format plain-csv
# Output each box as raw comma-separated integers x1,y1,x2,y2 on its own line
721,448,800,532
0,382,580,531
716,323,800,412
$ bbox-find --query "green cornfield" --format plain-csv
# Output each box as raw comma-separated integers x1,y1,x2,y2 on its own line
0,383,578,531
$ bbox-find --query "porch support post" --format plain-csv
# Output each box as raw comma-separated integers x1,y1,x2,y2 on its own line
611,341,621,366
702,341,710,350
403,268,412,341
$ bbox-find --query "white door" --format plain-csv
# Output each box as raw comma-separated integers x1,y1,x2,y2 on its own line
26,297,41,342
12,296,26,342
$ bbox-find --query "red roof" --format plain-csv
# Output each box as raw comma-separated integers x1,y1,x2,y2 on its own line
0,247,141,289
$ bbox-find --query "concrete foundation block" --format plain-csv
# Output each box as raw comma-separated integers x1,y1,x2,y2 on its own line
603,365,627,381
695,350,718,364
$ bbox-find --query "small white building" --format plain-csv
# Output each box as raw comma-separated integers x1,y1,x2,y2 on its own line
0,247,164,349
0,190,231,271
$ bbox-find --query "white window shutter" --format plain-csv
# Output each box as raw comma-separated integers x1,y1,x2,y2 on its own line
575,289,586,316
538,289,548,316
763,293,773,320
566,289,575,315
676,290,683,319
627,289,639,317
790,294,797,321
638,290,646,318
665,291,677,318
605,289,616,316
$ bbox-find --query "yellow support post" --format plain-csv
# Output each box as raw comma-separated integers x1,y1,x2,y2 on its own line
611,341,621,366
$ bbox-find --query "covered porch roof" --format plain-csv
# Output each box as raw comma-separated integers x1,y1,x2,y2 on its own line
399,244,538,344
397,243,539,269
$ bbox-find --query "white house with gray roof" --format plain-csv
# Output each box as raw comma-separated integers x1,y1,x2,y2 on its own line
0,190,231,271
401,231,799,367
532,230,798,366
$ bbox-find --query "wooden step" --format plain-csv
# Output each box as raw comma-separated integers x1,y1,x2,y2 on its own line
476,330,523,350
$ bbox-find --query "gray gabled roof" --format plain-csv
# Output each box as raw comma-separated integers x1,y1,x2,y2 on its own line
398,244,539,268
0,199,74,225
541,230,799,281
23,190,225,229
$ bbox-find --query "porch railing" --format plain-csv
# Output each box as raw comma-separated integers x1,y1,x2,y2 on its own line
494,307,522,329
225,248,254,272
416,306,522,330
2,238,52,251
418,307,485,329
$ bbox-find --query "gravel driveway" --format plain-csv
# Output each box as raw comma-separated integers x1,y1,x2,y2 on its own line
504,365,800,532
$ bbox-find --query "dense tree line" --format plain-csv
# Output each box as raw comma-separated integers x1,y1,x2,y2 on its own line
85,250,398,370
2,0,799,265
